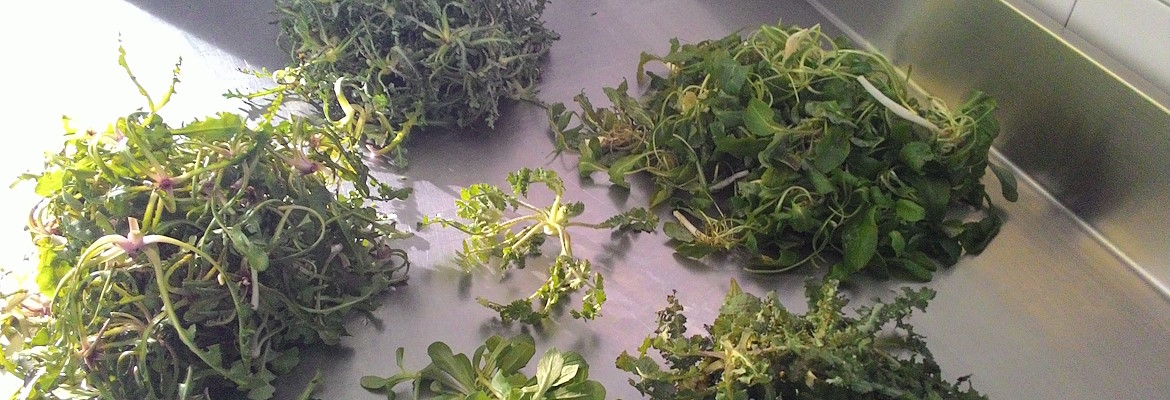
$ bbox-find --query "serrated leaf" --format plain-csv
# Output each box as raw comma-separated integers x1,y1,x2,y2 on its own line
171,113,244,141
600,208,658,232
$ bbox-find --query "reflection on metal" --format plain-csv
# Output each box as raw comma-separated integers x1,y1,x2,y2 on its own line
806,0,1170,298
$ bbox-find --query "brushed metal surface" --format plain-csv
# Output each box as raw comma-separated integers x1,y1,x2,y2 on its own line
808,0,1170,299
1066,0,1170,103
1022,0,1076,25
1,1,1167,399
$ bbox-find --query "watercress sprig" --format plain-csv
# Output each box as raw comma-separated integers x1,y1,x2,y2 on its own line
421,168,657,324
550,23,1017,281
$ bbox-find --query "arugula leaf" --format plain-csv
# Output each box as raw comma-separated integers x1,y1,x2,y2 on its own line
4,48,411,399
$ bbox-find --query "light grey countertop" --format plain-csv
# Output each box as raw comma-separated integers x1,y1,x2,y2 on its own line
1,1,1166,399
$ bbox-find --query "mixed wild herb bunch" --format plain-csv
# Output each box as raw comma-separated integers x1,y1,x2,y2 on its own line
549,23,1017,280
268,0,559,159
617,279,986,399
0,49,410,399
421,168,656,324
360,334,606,400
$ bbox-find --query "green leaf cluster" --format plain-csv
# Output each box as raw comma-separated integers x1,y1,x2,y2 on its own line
0,49,410,399
361,334,605,400
617,280,986,399
421,168,656,323
549,23,1017,280
267,0,558,158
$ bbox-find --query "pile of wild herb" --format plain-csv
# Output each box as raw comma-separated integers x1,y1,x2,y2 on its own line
360,334,606,399
421,168,656,324
549,23,1017,280
617,280,986,399
0,50,410,399
269,0,558,157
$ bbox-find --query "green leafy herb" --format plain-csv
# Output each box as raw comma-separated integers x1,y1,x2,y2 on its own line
549,23,1016,280
421,168,656,323
617,279,986,399
360,334,605,400
257,0,558,160
0,48,410,399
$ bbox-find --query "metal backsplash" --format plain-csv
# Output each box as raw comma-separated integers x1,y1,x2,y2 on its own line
804,0,1170,296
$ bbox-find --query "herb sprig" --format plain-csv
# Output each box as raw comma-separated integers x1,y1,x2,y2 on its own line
422,168,656,324
618,279,986,399
264,0,558,160
550,23,1017,280
0,48,410,399
360,334,606,400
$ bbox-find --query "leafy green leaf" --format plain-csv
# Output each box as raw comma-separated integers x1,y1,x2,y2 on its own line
363,336,605,400
889,230,906,256
11,53,412,398
607,153,644,187
427,169,652,324
552,21,1013,282
662,221,695,242
743,97,779,137
225,227,270,272
360,376,390,390
841,207,878,272
171,113,244,141
427,341,477,394
619,279,986,399
34,242,71,296
989,162,1018,202
33,170,65,198
894,199,926,223
599,208,658,232
812,126,851,173
899,142,934,172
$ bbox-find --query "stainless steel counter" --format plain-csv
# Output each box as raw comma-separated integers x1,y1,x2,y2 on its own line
1,1,1167,399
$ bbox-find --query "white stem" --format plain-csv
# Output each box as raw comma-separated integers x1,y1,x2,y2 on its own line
856,75,942,135
251,268,260,310
710,170,750,191
333,77,357,126
672,210,702,237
